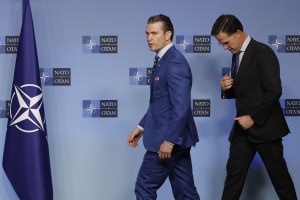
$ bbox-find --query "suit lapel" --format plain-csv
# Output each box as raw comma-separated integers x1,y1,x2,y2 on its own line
235,39,255,82
157,46,175,69
150,46,175,103
151,46,175,78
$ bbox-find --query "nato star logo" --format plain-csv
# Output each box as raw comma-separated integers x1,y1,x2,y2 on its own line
179,39,190,50
85,103,96,115
272,38,283,49
0,41,3,53
10,84,45,133
133,72,143,81
268,35,286,53
86,39,96,50
40,71,50,83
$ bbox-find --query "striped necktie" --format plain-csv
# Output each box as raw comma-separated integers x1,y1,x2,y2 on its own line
152,55,159,70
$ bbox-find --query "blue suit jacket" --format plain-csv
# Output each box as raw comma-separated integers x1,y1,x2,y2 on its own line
139,46,199,152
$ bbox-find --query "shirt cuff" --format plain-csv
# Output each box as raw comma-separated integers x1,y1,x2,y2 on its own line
137,125,144,131
164,141,174,145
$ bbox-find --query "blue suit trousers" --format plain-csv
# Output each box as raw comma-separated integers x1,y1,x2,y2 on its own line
135,148,200,200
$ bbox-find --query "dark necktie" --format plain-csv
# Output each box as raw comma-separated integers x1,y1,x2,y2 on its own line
152,55,159,71
150,55,159,103
232,51,241,80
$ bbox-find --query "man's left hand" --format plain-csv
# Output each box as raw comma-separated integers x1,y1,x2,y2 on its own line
235,115,254,130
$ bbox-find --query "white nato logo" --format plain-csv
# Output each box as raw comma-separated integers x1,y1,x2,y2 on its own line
272,38,283,49
40,71,50,83
86,39,96,50
10,84,45,133
0,106,2,113
85,104,96,115
179,39,190,50
133,72,143,81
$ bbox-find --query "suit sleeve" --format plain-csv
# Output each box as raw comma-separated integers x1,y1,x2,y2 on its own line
221,88,235,99
138,113,146,128
249,46,282,126
164,58,192,144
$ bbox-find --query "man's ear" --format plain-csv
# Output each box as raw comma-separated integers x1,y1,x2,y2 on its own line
235,30,242,39
165,31,172,41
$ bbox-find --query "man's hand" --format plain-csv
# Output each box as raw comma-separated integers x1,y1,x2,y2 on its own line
127,127,143,147
158,141,174,160
220,75,234,91
235,115,254,130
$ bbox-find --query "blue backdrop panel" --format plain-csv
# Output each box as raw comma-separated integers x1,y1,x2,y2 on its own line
1,0,299,199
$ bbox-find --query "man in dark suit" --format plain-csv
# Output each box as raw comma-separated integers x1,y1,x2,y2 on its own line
127,14,200,200
211,14,297,200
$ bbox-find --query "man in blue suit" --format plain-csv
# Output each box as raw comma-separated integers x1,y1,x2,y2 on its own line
127,14,200,200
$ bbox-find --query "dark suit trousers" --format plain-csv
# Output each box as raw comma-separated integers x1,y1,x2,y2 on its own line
222,131,297,200
135,147,200,200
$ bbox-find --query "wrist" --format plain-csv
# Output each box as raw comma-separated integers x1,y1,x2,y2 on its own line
137,125,144,131
164,141,174,146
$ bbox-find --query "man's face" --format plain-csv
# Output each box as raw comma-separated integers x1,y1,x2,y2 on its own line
216,31,241,54
146,21,171,53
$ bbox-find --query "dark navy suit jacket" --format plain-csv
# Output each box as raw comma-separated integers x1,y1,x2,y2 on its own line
139,46,199,152
223,39,290,143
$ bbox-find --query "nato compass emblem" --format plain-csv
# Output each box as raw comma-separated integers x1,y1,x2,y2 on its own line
272,38,283,50
129,68,149,85
86,39,97,50
85,103,97,115
133,71,143,81
179,39,190,50
0,40,2,53
9,84,45,133
268,35,286,53
40,71,50,83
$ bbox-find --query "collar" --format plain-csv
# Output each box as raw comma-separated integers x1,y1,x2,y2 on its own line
157,43,173,60
240,35,251,52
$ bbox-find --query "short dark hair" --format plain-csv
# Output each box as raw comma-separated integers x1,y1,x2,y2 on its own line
147,14,174,41
211,14,243,36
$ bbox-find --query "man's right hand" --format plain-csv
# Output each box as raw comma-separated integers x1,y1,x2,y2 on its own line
220,75,234,91
127,127,143,148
